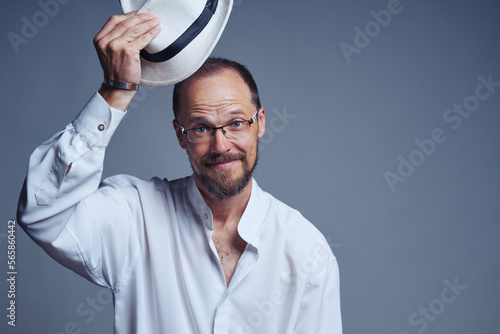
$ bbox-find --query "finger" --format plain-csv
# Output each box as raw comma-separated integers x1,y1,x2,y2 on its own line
130,23,162,51
97,12,156,47
124,10,138,18
118,16,161,43
94,11,137,44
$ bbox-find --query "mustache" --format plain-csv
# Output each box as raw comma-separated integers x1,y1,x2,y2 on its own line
201,152,246,166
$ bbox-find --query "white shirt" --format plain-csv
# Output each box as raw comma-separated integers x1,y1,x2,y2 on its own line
17,92,342,334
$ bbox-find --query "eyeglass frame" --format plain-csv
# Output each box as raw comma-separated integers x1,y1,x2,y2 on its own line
176,109,260,143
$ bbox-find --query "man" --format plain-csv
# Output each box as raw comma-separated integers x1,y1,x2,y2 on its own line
17,12,342,333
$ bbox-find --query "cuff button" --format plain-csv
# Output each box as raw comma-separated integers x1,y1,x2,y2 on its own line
98,124,105,131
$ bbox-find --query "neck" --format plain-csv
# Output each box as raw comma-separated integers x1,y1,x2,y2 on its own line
195,176,253,227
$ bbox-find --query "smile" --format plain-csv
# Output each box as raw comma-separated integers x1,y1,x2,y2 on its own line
209,159,239,169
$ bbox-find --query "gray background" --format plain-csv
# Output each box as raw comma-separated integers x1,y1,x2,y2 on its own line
1,0,499,333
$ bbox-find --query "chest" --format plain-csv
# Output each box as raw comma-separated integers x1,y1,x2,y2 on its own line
211,229,247,286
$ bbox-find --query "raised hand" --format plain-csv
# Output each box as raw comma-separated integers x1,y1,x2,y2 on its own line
94,11,161,110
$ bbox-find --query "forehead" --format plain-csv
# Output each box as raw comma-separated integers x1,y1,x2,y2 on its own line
177,69,254,121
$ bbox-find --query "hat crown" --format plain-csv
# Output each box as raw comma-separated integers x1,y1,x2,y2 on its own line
119,0,233,86
121,0,208,53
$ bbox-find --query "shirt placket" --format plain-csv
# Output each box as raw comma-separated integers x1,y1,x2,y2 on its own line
212,245,259,333
201,210,259,333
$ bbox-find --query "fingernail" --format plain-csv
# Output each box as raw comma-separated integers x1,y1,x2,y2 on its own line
145,11,153,17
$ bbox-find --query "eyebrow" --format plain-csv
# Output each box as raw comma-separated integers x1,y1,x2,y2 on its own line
186,110,248,125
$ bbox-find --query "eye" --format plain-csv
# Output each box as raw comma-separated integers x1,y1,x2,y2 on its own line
228,121,243,129
193,126,209,134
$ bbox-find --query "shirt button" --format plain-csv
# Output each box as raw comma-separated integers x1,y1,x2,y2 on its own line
97,124,105,131
203,213,208,220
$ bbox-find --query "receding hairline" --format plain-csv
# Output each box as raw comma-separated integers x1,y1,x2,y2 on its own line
172,58,261,119
175,69,252,115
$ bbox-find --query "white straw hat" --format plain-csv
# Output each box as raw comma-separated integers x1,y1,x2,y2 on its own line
120,0,233,86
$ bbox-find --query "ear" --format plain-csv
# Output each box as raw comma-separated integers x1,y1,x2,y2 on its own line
257,106,266,138
173,119,187,149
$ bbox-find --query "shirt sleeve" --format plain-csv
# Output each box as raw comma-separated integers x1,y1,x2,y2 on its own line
16,92,135,288
294,255,342,334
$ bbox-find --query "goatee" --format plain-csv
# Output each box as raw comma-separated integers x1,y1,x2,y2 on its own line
193,149,258,200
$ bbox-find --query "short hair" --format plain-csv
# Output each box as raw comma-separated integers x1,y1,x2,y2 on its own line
172,57,261,118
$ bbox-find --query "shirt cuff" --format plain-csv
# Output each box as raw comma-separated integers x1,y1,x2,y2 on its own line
72,92,127,148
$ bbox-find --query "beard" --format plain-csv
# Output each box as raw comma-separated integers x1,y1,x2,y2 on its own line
191,145,259,200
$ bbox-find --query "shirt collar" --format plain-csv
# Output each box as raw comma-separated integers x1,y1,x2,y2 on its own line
186,175,269,249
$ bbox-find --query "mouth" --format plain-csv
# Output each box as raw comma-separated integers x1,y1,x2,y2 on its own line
208,159,239,169
202,153,246,170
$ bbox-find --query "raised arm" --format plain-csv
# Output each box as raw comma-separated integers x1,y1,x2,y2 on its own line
16,12,160,286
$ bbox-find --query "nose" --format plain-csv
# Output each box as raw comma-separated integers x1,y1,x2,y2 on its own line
209,127,232,154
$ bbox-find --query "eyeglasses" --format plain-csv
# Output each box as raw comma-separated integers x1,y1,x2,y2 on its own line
177,110,259,143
